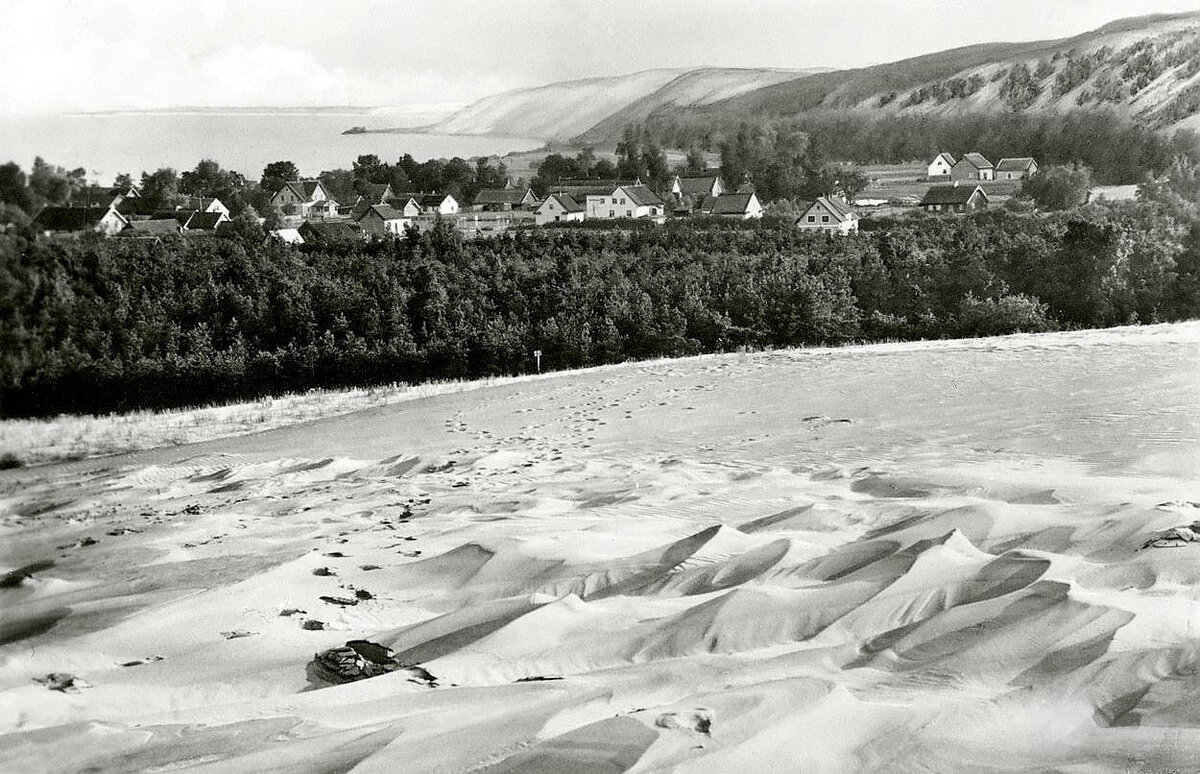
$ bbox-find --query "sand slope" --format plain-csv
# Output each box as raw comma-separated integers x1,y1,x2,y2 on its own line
1,323,1199,772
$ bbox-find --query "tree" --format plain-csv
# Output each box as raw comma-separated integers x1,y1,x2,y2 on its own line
261,161,300,193
139,168,181,211
28,157,85,207
0,162,32,213
113,172,135,191
1022,165,1092,210
683,146,706,174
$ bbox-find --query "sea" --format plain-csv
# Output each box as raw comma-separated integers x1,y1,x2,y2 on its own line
0,111,545,185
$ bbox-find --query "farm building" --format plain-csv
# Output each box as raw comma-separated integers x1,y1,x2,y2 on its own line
696,192,763,219
920,184,990,213
32,206,129,237
535,193,586,225
995,158,1038,180
927,153,956,179
951,153,995,182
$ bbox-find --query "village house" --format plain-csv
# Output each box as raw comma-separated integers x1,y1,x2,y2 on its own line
669,174,725,200
927,153,956,179
695,191,763,220
796,197,859,234
386,197,423,218
920,183,990,213
415,193,459,216
32,206,129,237
474,187,539,211
179,210,231,232
361,183,395,204
995,158,1038,180
951,153,995,182
584,184,665,223
354,204,411,236
307,199,341,219
178,196,230,215
534,193,586,225
74,184,139,209
297,220,364,244
270,179,332,218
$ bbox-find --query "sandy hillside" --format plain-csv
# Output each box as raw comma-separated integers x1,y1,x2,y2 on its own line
2,323,1199,772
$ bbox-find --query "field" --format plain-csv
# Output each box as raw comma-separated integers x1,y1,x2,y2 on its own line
2,323,1199,772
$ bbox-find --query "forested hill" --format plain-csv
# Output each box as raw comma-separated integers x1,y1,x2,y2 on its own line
429,13,1200,144
630,12,1200,141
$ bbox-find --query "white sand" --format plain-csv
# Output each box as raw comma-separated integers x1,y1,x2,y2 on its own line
1,322,1198,772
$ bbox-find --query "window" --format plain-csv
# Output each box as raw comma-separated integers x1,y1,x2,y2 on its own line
822,215,829,223
609,210,614,217
626,210,632,217
807,215,815,222
620,198,626,205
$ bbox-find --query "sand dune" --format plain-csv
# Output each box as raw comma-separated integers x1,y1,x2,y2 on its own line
1,323,1199,771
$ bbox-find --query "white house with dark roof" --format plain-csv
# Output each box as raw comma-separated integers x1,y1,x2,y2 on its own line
535,193,586,225
355,204,411,236
670,174,725,199
585,184,665,223
927,153,956,179
416,193,459,216
796,197,859,234
920,183,989,213
475,187,539,211
696,192,763,220
995,157,1038,180
951,153,995,182
32,206,130,237
270,179,332,217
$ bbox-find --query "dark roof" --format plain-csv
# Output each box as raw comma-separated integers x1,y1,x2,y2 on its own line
301,180,325,197
128,218,181,235
995,157,1036,172
542,193,584,213
298,220,364,242
701,192,757,215
920,184,988,205
73,185,124,206
362,183,392,202
183,211,226,230
357,204,405,221
32,206,119,232
677,175,722,196
620,184,663,207
419,193,455,208
958,152,993,170
475,188,533,205
934,152,957,166
179,195,226,211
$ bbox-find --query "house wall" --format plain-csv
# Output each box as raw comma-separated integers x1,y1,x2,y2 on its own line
927,157,953,178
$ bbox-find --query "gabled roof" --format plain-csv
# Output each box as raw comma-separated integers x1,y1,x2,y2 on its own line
677,175,723,195
958,152,993,170
357,204,405,221
183,211,227,230
700,192,757,215
933,152,957,167
276,179,326,200
800,196,858,222
301,180,325,198
995,157,1036,172
475,188,533,205
298,220,364,242
73,185,125,206
540,193,584,213
179,195,226,211
920,184,989,205
362,183,392,202
32,206,122,232
128,218,182,235
618,184,664,207
419,193,456,208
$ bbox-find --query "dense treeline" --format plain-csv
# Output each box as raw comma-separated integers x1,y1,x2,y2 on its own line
634,109,1199,185
2,188,1197,417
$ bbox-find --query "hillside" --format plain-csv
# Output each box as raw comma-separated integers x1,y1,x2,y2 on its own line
574,12,1200,143
427,67,809,140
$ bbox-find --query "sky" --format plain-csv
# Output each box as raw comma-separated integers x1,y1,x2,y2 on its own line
3,0,1200,116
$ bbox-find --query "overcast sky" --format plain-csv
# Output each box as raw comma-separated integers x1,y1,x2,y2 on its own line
3,0,1200,115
